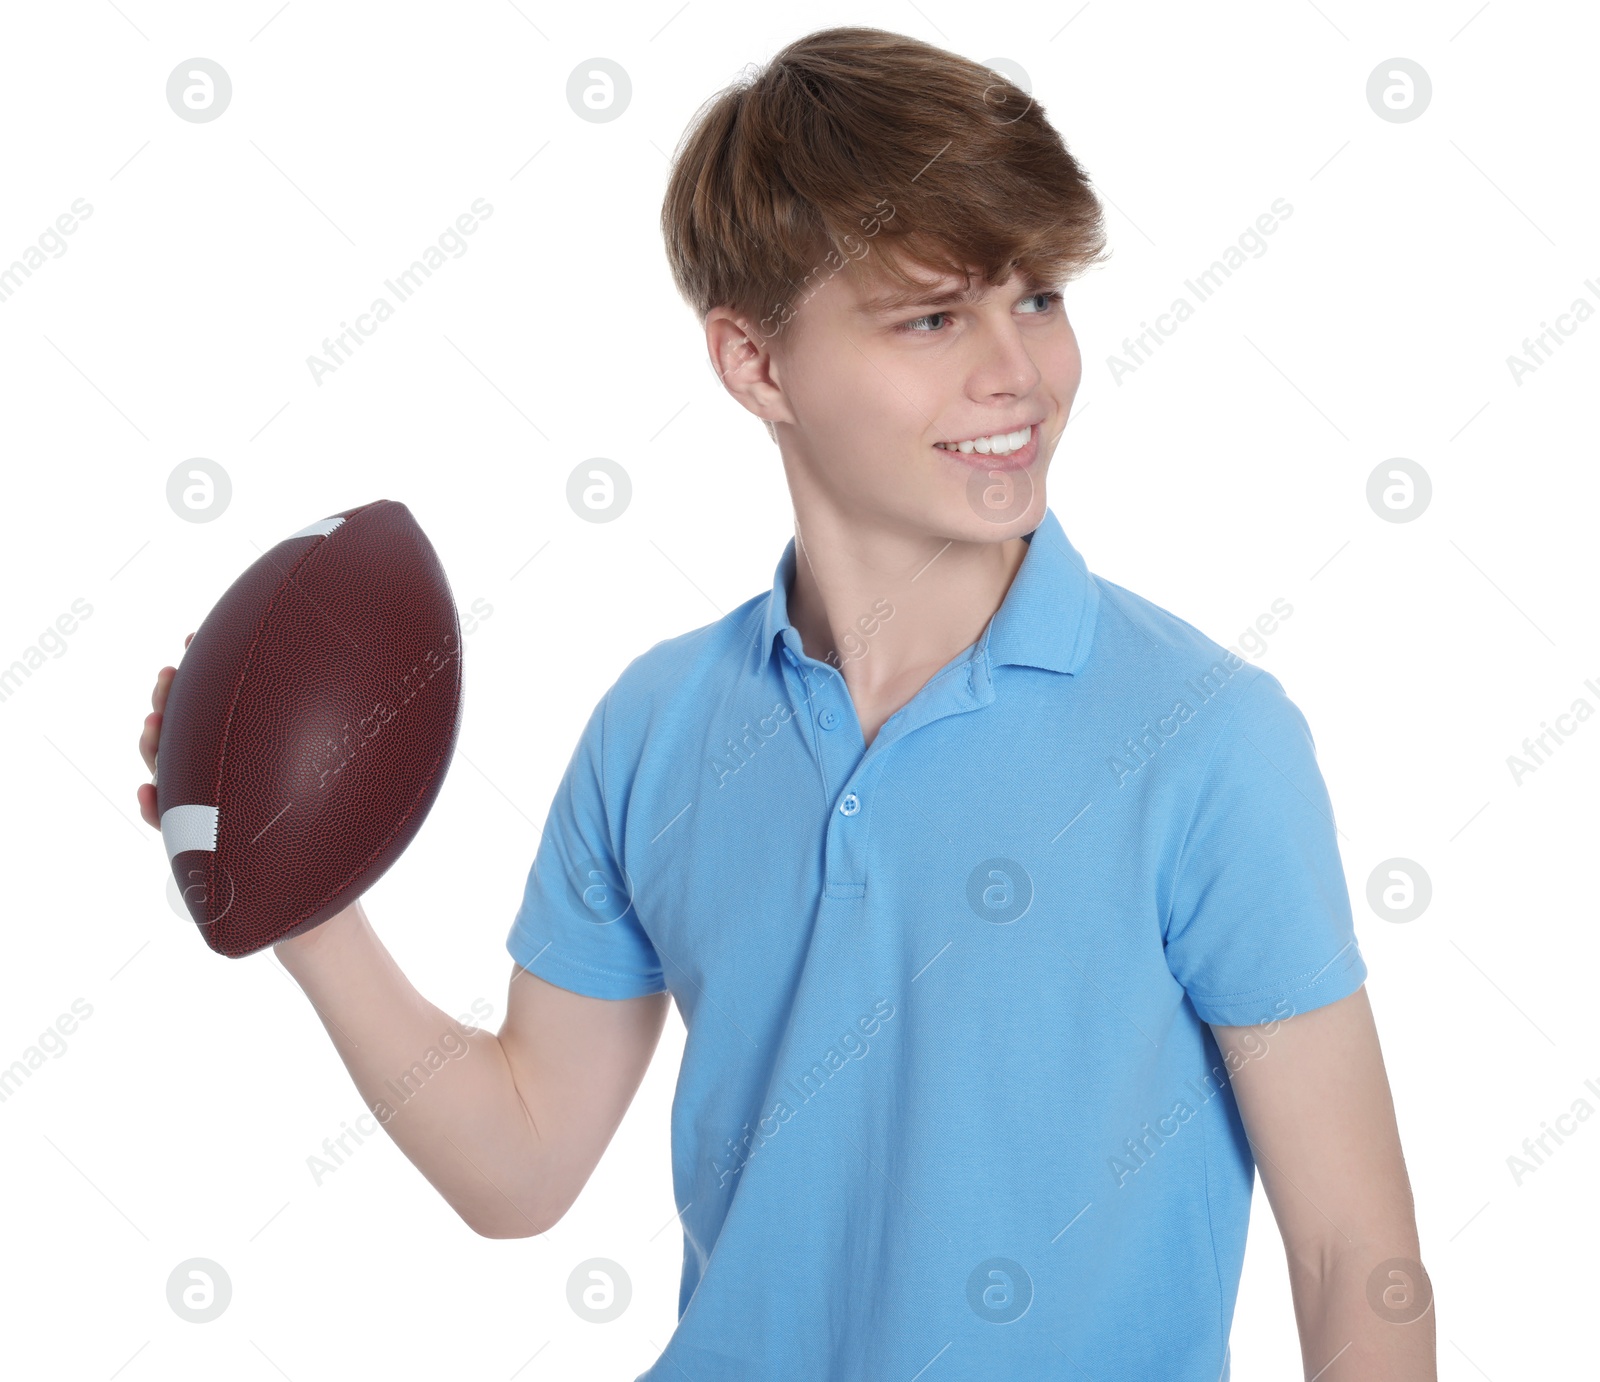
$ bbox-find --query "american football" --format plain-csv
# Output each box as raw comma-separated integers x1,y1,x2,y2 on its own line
156,499,463,957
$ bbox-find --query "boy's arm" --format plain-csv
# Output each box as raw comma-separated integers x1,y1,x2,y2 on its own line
144,635,671,1238
1210,986,1437,1381
277,900,670,1238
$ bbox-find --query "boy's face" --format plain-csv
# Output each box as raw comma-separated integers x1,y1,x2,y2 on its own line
733,258,1081,543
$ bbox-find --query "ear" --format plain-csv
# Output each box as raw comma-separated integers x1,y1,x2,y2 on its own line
705,307,794,430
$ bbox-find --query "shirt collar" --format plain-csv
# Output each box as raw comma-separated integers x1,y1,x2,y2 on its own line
757,505,1099,677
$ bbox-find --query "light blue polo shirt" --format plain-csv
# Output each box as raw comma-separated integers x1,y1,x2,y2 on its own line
508,505,1367,1380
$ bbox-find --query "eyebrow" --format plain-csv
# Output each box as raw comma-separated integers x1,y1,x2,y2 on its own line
853,278,1045,317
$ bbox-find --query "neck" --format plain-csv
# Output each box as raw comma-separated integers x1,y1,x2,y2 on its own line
784,502,1031,701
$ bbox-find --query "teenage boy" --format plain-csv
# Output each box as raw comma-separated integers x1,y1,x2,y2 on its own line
138,25,1433,1382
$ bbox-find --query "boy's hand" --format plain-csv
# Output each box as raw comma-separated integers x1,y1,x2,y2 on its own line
137,632,193,830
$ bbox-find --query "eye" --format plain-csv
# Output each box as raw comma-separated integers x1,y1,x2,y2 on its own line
894,289,1065,335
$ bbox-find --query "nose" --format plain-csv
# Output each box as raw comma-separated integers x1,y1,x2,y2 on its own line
965,314,1045,398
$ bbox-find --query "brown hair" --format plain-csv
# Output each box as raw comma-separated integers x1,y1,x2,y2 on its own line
659,26,1110,343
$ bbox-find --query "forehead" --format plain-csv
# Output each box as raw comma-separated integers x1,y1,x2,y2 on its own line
841,258,1029,318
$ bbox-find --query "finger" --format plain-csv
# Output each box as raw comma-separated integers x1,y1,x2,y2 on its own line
140,711,160,773
184,631,195,647
137,782,158,829
152,667,176,716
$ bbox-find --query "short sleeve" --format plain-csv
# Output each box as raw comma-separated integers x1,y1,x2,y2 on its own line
506,687,667,999
1163,668,1367,1026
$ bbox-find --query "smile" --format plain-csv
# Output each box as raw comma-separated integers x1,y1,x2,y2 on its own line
933,422,1041,471
934,422,1037,456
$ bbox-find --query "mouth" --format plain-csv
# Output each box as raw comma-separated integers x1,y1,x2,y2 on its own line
933,421,1042,472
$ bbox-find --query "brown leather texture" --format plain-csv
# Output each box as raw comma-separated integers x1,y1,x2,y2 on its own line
157,499,463,957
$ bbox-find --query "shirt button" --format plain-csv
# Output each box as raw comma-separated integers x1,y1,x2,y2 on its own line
839,792,861,816
818,708,840,731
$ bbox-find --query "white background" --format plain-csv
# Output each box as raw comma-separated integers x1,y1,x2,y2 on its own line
0,1,1593,1377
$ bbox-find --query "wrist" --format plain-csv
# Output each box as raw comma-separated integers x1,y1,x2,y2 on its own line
274,896,367,969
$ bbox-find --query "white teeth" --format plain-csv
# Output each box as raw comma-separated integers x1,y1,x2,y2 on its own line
936,425,1032,456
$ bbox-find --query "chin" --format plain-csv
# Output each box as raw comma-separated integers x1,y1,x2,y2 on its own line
936,457,1048,541
902,481,1046,548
